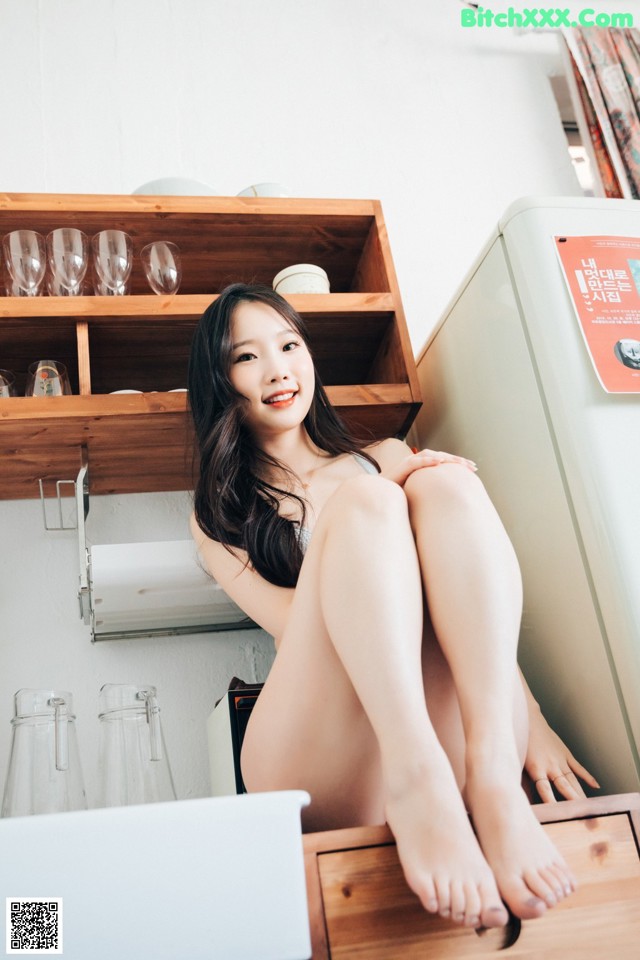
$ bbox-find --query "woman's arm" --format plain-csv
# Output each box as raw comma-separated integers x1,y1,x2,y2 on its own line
190,513,294,646
519,668,600,802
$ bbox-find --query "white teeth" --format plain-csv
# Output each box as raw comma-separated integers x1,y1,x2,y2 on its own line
265,392,295,403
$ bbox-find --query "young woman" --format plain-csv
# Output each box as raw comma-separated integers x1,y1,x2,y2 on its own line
188,283,598,931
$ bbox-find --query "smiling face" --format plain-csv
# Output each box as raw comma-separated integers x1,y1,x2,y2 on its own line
228,299,315,440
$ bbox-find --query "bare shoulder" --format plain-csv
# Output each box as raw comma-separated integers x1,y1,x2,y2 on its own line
363,437,413,471
190,512,241,579
189,511,293,642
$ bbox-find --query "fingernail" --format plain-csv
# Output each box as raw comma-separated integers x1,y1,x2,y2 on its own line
545,895,556,907
440,908,451,918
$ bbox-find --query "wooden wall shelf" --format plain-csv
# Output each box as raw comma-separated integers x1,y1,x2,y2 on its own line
0,194,421,499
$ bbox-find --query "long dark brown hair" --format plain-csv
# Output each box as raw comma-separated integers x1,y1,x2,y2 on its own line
188,283,379,587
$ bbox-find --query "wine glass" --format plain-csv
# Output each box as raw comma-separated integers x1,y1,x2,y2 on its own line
140,241,182,295
0,369,17,397
2,230,46,296
46,228,89,296
47,274,90,296
92,230,132,295
25,360,72,397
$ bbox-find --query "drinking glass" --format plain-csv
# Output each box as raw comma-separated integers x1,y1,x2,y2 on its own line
47,274,90,296
0,369,17,397
2,230,46,296
92,230,133,295
140,241,182,295
46,228,89,296
25,360,72,397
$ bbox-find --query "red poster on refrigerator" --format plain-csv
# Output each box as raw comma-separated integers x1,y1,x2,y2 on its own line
555,235,640,393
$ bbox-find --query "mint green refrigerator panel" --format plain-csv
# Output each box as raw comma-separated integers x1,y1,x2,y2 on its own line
412,197,640,794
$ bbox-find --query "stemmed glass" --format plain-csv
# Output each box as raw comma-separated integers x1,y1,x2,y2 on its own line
46,228,89,296
140,241,182,295
92,230,133,295
3,230,46,296
25,360,72,397
0,369,17,397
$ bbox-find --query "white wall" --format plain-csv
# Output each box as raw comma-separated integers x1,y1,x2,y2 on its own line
0,0,608,805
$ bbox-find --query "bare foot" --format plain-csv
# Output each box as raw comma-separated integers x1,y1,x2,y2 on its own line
466,766,576,921
384,751,509,929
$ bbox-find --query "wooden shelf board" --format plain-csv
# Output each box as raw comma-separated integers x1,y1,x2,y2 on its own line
0,384,414,419
0,292,395,320
0,386,420,499
0,193,379,217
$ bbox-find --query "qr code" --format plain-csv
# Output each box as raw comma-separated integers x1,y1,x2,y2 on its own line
6,899,62,954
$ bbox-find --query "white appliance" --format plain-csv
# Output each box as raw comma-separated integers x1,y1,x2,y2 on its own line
411,196,640,795
0,791,311,960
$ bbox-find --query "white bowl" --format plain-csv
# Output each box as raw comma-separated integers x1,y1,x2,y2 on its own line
237,182,288,198
109,389,142,394
272,263,330,295
132,177,218,196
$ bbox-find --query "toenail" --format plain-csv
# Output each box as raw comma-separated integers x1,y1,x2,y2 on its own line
454,912,465,921
545,896,556,907
527,897,545,910
440,908,451,918
426,898,438,912
469,915,480,926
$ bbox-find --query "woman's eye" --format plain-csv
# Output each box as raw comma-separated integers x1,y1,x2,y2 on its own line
283,340,299,352
234,352,254,363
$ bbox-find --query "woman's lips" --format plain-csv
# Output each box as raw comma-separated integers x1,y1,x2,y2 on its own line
263,390,297,407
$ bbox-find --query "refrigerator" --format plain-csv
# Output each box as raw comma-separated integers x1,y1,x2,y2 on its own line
411,196,640,795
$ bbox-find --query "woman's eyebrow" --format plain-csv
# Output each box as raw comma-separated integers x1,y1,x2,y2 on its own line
231,329,293,350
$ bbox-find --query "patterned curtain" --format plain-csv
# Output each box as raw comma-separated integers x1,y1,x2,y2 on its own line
562,28,640,199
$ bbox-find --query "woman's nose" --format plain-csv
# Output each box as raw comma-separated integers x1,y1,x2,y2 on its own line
266,353,290,382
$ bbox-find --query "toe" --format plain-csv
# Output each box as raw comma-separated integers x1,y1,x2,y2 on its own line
478,880,509,928
408,872,438,913
449,880,467,924
547,861,576,897
499,875,547,920
462,882,482,927
435,877,452,918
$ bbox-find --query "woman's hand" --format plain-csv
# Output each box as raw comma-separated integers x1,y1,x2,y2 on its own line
525,707,601,803
382,448,477,487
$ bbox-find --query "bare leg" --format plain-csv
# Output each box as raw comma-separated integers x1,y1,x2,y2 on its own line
404,464,576,920
241,474,507,929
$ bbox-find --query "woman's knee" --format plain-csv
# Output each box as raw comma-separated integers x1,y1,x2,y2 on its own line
403,461,486,509
324,474,408,527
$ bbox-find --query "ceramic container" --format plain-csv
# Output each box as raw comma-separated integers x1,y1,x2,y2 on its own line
272,263,330,295
132,177,217,196
237,182,288,197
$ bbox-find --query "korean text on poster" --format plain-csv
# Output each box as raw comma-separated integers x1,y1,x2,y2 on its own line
555,235,640,393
